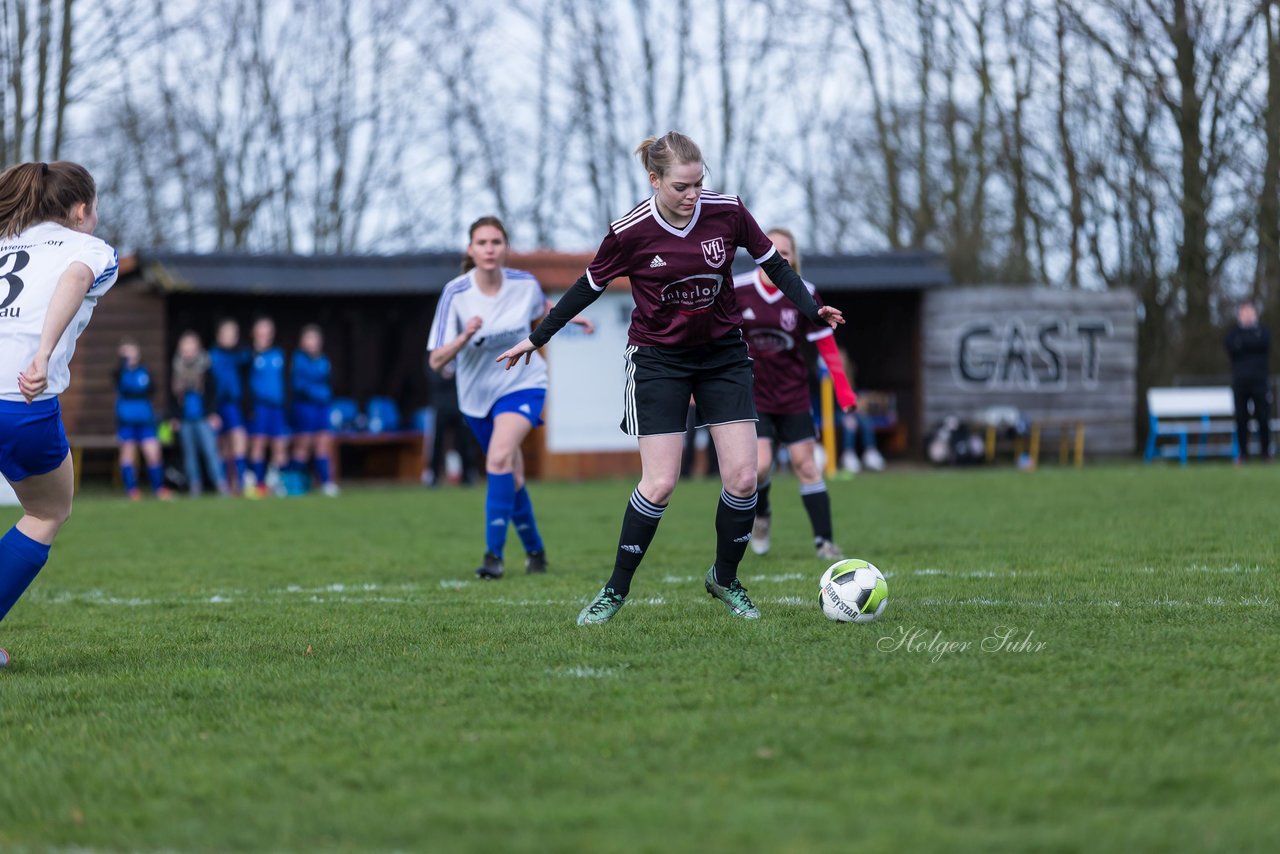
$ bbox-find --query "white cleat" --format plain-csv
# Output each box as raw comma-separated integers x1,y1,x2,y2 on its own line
321,482,341,497
815,539,845,561
750,514,772,555
840,450,862,474
863,448,886,472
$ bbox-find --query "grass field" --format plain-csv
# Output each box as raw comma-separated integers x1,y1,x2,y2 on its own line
1,464,1278,853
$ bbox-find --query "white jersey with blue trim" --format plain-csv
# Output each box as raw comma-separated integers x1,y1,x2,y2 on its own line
0,221,118,402
428,267,549,418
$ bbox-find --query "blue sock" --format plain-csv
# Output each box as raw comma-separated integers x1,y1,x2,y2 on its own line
485,472,516,558
121,463,138,492
252,459,267,483
234,457,248,484
314,456,332,485
512,486,544,554
0,527,52,622
147,464,164,492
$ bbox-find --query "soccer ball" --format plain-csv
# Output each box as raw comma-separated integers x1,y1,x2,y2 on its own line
819,559,888,623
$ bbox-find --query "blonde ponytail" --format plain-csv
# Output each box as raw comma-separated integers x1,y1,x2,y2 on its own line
634,131,703,178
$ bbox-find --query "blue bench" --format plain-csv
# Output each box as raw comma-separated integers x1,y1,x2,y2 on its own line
1144,387,1238,464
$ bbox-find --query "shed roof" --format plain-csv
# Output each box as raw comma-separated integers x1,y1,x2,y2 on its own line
139,249,951,296
730,250,952,291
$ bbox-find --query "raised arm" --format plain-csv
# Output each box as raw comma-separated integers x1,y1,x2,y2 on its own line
813,334,857,411
427,315,483,374
530,275,603,347
497,274,604,369
759,254,844,330
17,262,95,402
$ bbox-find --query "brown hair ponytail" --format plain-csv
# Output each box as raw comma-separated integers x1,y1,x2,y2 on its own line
0,161,97,238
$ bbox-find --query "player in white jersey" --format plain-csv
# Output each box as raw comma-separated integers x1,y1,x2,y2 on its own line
0,161,119,668
428,216,591,579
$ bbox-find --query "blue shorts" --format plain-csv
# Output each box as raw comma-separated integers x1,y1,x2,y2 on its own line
117,422,157,443
217,402,245,434
464,388,546,452
291,402,331,434
0,397,70,482
250,402,290,439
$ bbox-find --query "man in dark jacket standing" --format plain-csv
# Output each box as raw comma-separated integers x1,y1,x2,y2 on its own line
1224,302,1272,461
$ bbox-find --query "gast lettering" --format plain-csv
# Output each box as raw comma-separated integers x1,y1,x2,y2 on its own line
954,316,1112,390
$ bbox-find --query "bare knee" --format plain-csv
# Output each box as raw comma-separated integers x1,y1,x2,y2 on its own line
722,463,758,497
22,503,71,541
793,456,822,483
486,448,517,475
638,475,677,505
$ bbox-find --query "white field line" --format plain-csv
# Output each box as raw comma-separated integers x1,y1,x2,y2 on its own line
24,587,1276,611
550,664,629,679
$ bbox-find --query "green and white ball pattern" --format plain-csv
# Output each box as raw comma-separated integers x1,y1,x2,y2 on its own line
819,559,888,623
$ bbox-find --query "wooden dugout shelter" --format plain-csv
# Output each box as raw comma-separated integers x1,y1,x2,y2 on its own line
60,250,952,481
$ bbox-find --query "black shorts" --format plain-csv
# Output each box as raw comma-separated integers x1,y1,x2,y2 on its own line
621,333,758,437
756,411,817,446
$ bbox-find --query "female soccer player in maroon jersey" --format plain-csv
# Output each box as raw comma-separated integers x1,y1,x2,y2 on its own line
732,227,857,561
497,131,844,625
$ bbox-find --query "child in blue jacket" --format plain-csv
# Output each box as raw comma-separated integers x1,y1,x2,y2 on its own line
248,317,289,496
210,318,251,492
115,339,170,500
290,324,339,496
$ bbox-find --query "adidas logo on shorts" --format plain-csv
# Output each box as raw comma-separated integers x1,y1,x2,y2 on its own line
649,255,667,268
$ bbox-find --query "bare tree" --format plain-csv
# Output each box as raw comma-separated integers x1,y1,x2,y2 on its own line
2,0,76,163
1054,0,1086,287
1259,0,1280,338
838,0,907,249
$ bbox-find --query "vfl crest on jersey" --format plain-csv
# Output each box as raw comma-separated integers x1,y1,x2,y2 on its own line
780,308,798,331
701,237,727,268
659,274,722,312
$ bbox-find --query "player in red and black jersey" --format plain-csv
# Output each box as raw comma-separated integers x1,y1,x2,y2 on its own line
734,227,856,561
498,131,844,624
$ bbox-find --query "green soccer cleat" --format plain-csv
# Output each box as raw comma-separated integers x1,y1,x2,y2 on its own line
577,586,626,625
704,567,761,620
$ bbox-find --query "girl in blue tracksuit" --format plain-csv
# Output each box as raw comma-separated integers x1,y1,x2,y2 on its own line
290,324,338,496
248,316,289,495
210,318,251,492
115,339,170,499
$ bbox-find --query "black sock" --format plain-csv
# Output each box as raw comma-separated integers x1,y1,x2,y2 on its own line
605,488,666,597
757,478,772,519
713,488,757,585
800,480,833,543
